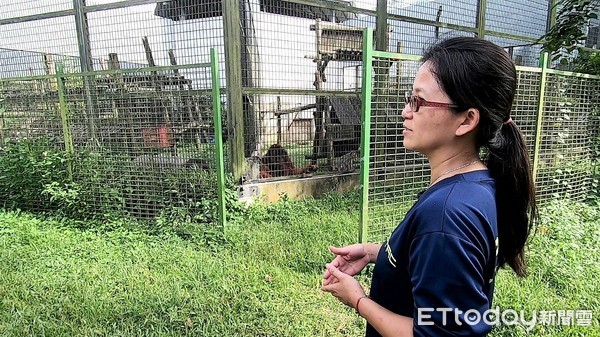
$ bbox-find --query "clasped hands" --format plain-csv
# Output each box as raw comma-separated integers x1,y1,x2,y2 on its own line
321,244,370,309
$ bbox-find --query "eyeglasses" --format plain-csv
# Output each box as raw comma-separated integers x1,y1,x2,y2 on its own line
404,92,458,112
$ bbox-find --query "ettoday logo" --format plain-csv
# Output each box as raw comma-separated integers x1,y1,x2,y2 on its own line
417,308,593,332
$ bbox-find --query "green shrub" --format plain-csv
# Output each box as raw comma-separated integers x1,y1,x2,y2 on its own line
0,140,69,210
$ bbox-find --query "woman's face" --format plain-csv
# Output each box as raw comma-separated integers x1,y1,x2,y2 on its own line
401,62,467,157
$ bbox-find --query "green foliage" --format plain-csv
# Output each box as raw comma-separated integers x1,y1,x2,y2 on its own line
0,139,229,226
573,51,600,75
541,0,600,61
0,141,127,220
0,140,69,209
491,200,600,336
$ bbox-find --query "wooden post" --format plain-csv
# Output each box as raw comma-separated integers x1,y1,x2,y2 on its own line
435,6,442,40
43,54,57,91
314,19,323,165
98,57,107,70
396,42,403,86
222,0,246,180
276,96,282,144
73,0,98,144
375,0,389,52
108,53,121,71
142,36,156,68
169,49,205,149
109,53,134,156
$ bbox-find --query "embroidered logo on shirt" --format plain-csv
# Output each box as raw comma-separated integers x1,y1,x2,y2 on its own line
495,237,499,257
490,236,499,284
385,237,397,268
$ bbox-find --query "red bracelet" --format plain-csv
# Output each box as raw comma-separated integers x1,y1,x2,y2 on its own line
355,295,369,315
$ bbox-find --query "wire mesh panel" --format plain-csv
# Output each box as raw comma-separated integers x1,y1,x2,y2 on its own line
513,69,543,164
365,55,428,242
0,15,80,78
361,53,600,243
0,1,227,225
0,75,66,212
0,61,224,224
485,0,548,40
242,92,361,182
536,73,600,203
238,0,375,178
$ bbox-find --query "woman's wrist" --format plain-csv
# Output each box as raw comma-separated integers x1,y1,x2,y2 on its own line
355,295,370,316
363,243,381,263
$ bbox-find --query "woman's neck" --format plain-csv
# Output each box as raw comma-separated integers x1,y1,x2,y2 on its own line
428,152,483,186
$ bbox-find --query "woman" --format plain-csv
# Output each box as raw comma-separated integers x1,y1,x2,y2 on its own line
321,37,536,337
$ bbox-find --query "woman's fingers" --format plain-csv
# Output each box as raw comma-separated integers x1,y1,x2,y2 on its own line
329,245,349,255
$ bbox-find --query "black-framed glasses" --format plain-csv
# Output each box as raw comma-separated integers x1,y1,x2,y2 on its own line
404,92,458,112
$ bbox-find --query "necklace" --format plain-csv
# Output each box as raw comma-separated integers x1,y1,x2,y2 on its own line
430,159,481,187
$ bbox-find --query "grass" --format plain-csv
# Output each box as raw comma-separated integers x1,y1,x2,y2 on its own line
0,193,598,336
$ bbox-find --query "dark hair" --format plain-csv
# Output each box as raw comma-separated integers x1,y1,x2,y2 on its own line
422,37,537,277
263,144,293,177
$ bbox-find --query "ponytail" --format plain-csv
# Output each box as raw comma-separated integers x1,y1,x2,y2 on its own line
485,121,537,277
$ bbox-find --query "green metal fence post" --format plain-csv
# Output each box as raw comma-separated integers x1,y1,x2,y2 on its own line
211,48,227,228
55,63,74,181
532,52,549,183
476,0,487,38
359,28,374,243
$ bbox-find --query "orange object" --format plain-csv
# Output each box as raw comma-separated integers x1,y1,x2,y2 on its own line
142,124,173,148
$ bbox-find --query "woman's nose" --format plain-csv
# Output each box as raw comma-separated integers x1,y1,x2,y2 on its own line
401,103,412,119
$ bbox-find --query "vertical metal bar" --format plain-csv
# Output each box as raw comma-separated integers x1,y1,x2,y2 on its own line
222,0,246,181
359,28,374,243
211,48,227,228
375,0,389,51
55,63,74,181
373,1,390,171
73,0,97,144
476,0,487,38
546,0,558,32
545,0,558,68
532,52,549,183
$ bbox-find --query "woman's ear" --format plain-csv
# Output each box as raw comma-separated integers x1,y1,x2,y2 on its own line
456,108,480,136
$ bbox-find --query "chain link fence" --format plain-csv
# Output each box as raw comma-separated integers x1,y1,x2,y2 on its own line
1,1,599,233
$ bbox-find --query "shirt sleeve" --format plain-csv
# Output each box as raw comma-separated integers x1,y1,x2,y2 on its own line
409,231,493,337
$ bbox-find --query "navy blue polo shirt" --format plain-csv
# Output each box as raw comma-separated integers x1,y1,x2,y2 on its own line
367,170,499,337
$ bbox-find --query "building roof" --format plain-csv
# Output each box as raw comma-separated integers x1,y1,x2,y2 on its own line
155,0,356,22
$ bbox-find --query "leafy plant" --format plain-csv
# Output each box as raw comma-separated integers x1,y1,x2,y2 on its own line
540,0,600,61
573,50,600,74
0,140,68,210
